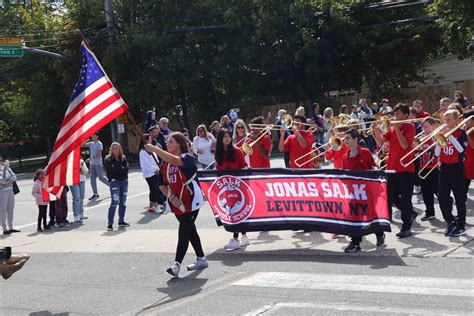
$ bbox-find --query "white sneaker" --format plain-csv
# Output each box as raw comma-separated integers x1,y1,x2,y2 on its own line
224,238,240,251
73,216,81,223
240,235,250,247
80,214,88,220
413,185,421,195
153,205,164,214
187,257,209,271
166,262,180,277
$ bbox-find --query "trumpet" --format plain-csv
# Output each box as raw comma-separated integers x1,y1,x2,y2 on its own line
294,136,343,168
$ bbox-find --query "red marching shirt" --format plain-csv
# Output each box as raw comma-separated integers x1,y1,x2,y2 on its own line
235,134,247,149
324,143,349,169
342,146,376,170
381,123,416,173
439,129,467,165
248,134,271,168
464,133,474,179
419,138,439,169
283,130,315,169
215,147,248,170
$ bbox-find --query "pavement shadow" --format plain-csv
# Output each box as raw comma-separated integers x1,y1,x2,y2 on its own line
101,227,128,236
137,211,162,225
290,231,334,249
250,231,283,246
26,222,84,237
85,197,109,206
396,234,450,257
206,248,407,269
133,271,208,315
29,311,70,316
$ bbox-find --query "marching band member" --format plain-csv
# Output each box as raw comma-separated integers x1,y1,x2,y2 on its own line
372,104,417,238
436,109,468,237
215,129,250,251
248,116,272,168
324,129,348,169
342,130,385,252
410,107,423,195
279,115,315,169
145,133,207,277
439,97,451,113
418,118,440,221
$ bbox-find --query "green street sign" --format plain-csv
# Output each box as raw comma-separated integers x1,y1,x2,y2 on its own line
0,45,23,57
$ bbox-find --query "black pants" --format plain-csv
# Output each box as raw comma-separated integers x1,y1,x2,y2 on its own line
284,152,290,168
419,168,439,216
145,175,165,204
439,163,467,229
351,232,384,245
38,205,47,229
387,172,415,230
233,232,247,238
465,179,471,195
175,210,204,264
413,159,421,186
48,202,55,225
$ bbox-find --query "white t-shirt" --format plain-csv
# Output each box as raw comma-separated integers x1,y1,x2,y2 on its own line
192,135,215,165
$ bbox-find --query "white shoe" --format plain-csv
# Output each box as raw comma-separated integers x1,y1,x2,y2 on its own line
224,238,241,251
166,262,180,277
187,257,209,271
73,216,81,223
154,207,164,214
240,235,250,246
413,185,421,195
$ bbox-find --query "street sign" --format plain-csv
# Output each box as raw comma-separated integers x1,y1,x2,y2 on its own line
0,45,23,57
0,37,21,45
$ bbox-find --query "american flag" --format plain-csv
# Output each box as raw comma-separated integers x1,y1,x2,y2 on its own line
42,41,128,194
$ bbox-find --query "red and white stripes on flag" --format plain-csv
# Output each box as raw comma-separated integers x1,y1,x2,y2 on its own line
42,41,128,194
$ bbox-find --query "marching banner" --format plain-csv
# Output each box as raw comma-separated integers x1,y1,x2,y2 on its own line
198,168,390,237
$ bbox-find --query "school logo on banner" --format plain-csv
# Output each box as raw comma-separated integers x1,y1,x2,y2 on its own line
208,175,255,224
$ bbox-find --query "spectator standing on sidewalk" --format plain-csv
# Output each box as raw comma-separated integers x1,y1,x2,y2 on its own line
82,132,109,200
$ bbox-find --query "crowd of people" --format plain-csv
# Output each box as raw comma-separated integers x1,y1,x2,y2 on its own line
1,90,472,279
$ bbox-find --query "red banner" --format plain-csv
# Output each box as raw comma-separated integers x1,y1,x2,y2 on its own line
198,168,390,237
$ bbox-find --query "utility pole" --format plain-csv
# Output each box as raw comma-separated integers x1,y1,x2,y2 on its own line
103,0,127,150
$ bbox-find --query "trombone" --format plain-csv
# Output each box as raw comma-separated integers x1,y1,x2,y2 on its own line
248,114,319,131
294,136,343,168
400,124,447,167
418,157,440,180
241,126,271,155
402,116,474,167
328,114,352,127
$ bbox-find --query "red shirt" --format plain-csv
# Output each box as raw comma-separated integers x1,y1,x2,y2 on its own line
283,130,315,169
464,133,474,179
439,129,467,165
159,154,197,214
382,123,416,173
416,111,430,119
342,146,376,170
248,134,271,168
419,138,439,169
216,147,248,170
324,143,349,169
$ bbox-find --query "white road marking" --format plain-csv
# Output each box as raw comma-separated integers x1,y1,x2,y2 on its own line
244,302,463,316
16,191,148,229
233,272,474,298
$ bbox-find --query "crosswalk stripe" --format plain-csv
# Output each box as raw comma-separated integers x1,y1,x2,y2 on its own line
244,302,464,316
233,272,474,297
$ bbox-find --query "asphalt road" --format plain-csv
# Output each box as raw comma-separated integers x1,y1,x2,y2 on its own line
1,157,473,315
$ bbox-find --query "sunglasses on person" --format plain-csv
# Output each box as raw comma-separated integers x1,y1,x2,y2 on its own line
236,126,245,129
